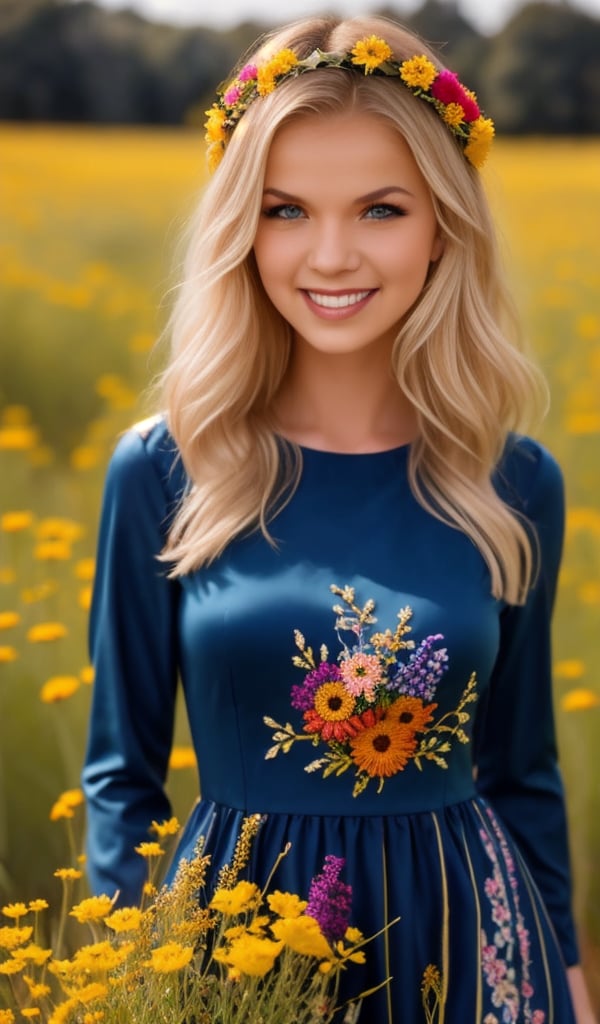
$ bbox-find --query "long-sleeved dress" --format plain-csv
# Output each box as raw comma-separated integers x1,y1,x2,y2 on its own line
82,415,578,1023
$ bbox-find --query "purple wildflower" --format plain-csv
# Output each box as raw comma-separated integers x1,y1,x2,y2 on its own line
290,662,342,712
306,855,352,943
390,634,448,701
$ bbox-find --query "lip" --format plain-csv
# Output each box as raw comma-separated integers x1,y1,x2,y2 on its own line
301,288,377,320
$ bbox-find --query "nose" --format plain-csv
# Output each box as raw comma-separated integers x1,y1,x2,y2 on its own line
305,218,361,275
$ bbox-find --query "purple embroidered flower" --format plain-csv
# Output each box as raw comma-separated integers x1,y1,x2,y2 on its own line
306,855,352,942
238,63,258,82
291,662,342,712
390,634,448,700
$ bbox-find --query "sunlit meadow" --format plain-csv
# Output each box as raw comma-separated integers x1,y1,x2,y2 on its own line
0,127,599,1005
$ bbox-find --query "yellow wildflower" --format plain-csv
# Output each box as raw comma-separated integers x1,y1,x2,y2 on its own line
104,907,143,933
554,659,585,679
257,49,298,95
464,115,495,168
83,1014,104,1023
222,934,283,977
0,646,18,664
48,998,78,1024
266,891,308,919
350,35,393,73
0,959,25,975
33,540,72,561
75,558,95,581
59,788,84,809
0,512,33,533
74,942,130,972
0,1010,16,1023
23,975,51,998
399,54,437,90
70,446,102,471
0,426,38,450
209,880,261,916
79,586,93,610
142,882,157,898
50,800,75,821
41,676,80,704
0,926,33,949
80,665,95,684
168,746,197,769
69,895,114,924
150,816,181,839
14,943,52,965
134,842,164,859
27,622,68,643
21,1010,41,1019
74,982,109,1004
561,688,600,712
36,517,84,542
28,899,49,913
54,868,83,881
442,102,465,126
0,612,20,630
144,941,194,973
271,915,332,959
2,904,29,921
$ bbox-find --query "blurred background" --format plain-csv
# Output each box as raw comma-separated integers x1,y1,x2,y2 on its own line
0,0,599,1009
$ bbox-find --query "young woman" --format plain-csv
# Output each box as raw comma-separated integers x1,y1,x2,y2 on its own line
82,14,597,1023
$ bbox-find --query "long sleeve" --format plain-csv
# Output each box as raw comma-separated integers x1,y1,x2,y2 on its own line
82,420,182,905
474,437,579,966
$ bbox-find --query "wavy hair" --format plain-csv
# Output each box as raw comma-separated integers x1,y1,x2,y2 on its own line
159,14,547,603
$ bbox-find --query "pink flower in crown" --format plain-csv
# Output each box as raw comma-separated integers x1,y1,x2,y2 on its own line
431,70,480,121
223,84,243,106
238,63,258,82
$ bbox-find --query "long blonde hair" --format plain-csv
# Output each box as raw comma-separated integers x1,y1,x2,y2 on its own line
160,14,547,604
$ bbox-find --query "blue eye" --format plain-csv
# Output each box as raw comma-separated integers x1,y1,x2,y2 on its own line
365,203,405,220
264,204,304,220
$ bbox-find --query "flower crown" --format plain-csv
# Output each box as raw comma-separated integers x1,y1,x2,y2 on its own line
204,34,494,172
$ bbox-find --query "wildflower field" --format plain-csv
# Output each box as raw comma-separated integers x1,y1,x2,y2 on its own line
0,127,599,1005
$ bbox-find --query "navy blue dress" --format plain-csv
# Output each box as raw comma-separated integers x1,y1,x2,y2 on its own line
82,416,577,1023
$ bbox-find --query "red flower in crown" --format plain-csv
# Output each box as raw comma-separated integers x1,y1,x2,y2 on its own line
431,70,480,121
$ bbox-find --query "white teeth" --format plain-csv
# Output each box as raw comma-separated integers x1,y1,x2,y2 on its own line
307,290,371,309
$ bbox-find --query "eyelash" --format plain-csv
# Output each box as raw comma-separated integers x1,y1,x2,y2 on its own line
262,202,407,221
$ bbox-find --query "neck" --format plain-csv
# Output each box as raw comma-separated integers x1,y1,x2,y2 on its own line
273,343,418,453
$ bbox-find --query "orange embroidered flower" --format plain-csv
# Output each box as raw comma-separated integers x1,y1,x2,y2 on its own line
350,719,417,778
383,695,437,731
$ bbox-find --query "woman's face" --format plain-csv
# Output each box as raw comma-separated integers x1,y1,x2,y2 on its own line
253,110,443,362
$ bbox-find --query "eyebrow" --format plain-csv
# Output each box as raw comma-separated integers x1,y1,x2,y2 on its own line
262,185,415,201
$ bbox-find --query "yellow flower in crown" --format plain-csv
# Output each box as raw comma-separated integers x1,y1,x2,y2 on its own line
257,49,298,95
399,54,437,90
442,102,466,127
204,104,227,144
464,116,495,168
350,35,392,73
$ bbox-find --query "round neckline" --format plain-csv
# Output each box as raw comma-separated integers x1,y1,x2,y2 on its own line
283,438,412,458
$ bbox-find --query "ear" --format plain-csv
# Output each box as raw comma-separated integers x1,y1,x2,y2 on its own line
430,233,445,263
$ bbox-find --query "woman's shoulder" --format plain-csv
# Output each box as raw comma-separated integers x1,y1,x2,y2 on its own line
494,433,564,521
106,414,186,507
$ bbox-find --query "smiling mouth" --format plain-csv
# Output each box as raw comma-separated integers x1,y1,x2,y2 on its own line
305,289,374,309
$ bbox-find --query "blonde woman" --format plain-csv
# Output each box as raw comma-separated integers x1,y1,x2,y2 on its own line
82,15,596,1023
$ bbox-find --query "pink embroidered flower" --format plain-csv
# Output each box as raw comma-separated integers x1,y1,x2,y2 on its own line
431,70,480,121
340,651,382,701
521,981,534,999
532,1012,546,1023
484,877,500,897
238,63,258,82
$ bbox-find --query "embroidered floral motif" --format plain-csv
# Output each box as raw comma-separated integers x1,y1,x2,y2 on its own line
264,585,478,797
479,807,546,1023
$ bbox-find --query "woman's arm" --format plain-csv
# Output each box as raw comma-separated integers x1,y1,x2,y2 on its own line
567,965,598,1024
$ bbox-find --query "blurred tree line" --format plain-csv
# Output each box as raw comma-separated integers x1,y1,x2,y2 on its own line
1,0,599,132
